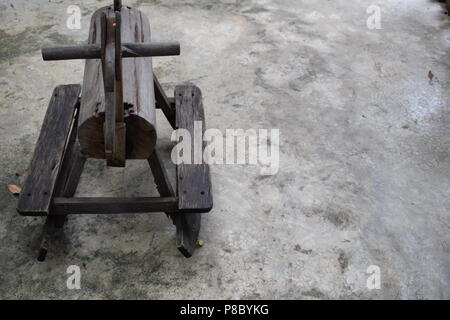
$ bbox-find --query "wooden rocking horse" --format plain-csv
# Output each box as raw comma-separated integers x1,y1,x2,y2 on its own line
17,0,212,261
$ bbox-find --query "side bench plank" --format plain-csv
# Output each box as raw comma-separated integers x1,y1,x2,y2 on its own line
174,85,212,257
17,84,81,216
175,85,213,213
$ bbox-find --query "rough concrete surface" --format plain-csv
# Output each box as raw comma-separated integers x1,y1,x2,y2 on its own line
0,0,449,299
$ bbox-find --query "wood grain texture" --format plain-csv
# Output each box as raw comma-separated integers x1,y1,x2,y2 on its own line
148,150,175,199
58,144,86,200
79,5,156,159
17,84,81,216
103,12,118,162
175,212,201,258
36,112,80,262
51,104,83,226
42,42,180,61
154,75,176,128
51,197,178,215
175,85,213,213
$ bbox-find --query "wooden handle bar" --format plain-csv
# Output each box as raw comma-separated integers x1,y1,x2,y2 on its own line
122,42,180,57
42,42,180,60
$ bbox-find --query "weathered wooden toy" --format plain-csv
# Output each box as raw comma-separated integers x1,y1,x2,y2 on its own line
17,0,212,261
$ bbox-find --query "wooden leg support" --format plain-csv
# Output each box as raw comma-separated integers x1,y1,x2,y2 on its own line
37,215,59,261
148,150,201,257
173,213,201,258
34,91,86,261
37,144,86,261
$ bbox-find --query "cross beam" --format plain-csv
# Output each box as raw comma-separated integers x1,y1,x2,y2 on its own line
41,42,181,61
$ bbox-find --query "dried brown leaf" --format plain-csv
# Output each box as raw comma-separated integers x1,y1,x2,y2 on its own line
7,184,21,195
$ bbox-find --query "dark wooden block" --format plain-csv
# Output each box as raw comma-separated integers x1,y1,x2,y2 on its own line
17,84,81,216
51,197,178,215
175,85,213,213
175,213,201,258
60,144,86,198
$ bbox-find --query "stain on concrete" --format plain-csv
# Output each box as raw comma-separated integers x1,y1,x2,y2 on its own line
241,7,269,14
0,26,77,62
294,244,312,255
337,250,348,273
0,25,52,61
325,208,353,229
302,288,327,299
303,205,356,230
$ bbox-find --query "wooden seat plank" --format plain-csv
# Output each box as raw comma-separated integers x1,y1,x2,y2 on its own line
175,85,213,213
17,84,81,216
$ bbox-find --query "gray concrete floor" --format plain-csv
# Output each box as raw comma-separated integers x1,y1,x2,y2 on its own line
0,0,449,299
